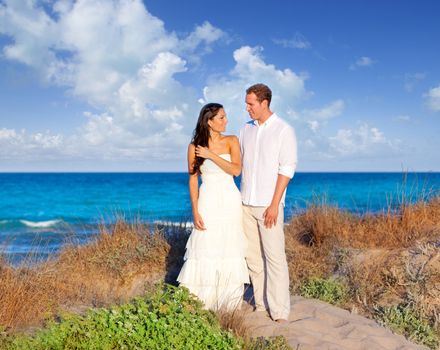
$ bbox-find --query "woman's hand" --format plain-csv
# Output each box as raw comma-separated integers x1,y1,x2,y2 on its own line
193,211,206,230
195,146,213,159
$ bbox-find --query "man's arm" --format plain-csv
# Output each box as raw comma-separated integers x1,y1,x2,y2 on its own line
263,126,297,228
263,174,290,228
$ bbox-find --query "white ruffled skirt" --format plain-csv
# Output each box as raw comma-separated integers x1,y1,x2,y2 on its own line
177,177,249,311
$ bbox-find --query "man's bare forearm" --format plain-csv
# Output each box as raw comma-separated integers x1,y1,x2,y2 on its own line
270,174,290,208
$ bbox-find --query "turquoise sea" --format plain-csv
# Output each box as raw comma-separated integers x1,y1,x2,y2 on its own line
1,172,439,263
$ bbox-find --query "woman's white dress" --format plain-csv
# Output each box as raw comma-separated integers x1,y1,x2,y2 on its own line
177,154,250,311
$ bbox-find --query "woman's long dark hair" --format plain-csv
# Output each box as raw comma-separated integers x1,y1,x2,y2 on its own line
190,102,223,175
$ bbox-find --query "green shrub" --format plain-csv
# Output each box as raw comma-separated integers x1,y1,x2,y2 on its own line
375,305,439,349
299,277,347,305
245,336,292,350
0,326,13,349
5,284,240,350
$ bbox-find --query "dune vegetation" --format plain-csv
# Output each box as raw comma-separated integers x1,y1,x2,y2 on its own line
1,196,439,348
285,196,440,349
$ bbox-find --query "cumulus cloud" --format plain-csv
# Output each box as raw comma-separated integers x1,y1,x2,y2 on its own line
0,0,225,165
201,55,399,165
180,21,226,52
349,56,375,70
290,100,344,132
288,114,401,164
201,46,308,133
309,100,344,119
0,128,64,160
424,85,440,111
0,1,406,170
328,123,398,157
273,32,311,49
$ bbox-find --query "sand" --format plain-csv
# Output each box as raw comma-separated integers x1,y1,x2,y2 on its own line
242,295,429,350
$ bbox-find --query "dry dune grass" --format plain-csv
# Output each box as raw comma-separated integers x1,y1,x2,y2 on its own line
1,196,440,340
0,259,58,331
56,220,169,302
0,220,171,331
216,307,248,339
285,196,440,334
288,196,440,250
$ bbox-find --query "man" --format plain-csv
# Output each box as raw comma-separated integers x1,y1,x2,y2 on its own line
239,83,297,323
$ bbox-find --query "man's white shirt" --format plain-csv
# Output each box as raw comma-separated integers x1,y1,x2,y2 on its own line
239,113,297,207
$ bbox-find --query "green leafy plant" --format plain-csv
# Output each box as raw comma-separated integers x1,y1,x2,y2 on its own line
375,305,439,349
5,284,240,350
299,277,348,305
245,336,292,350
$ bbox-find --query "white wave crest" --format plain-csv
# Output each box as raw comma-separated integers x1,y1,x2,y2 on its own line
20,219,61,228
154,220,193,229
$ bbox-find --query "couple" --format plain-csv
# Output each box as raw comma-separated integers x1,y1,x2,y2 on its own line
177,83,297,323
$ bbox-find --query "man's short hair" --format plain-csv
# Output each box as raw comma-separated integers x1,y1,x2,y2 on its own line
246,83,272,106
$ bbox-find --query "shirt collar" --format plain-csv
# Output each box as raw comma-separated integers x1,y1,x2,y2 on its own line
252,113,278,127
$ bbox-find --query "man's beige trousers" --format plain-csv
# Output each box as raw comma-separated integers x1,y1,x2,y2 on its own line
242,204,290,320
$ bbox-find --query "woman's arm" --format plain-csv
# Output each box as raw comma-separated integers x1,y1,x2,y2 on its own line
195,136,241,176
188,144,206,230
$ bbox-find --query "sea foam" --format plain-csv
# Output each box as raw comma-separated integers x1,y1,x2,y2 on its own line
153,220,193,229
19,219,62,228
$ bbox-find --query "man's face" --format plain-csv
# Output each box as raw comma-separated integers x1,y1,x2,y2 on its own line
245,93,265,120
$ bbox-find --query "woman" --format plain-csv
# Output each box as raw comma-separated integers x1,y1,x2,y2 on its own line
177,103,249,311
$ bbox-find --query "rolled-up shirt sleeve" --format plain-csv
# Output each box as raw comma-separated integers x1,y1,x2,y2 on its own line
278,126,297,178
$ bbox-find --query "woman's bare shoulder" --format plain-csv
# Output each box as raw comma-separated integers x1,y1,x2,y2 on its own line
222,135,239,143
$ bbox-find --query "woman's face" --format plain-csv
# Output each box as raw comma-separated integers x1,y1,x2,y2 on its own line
208,108,228,133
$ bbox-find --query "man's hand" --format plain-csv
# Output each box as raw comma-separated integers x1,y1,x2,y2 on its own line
193,212,206,230
263,204,278,229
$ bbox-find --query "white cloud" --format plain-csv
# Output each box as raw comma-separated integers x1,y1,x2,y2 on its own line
273,32,311,49
0,0,58,70
328,123,398,157
53,0,74,14
303,99,344,120
0,128,17,140
0,128,65,160
349,56,375,70
0,1,410,170
424,85,440,111
180,21,226,52
201,56,399,164
307,120,320,132
178,21,228,65
202,46,308,133
292,100,344,132
0,0,225,165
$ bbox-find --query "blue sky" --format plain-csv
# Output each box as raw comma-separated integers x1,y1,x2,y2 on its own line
1,0,439,171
